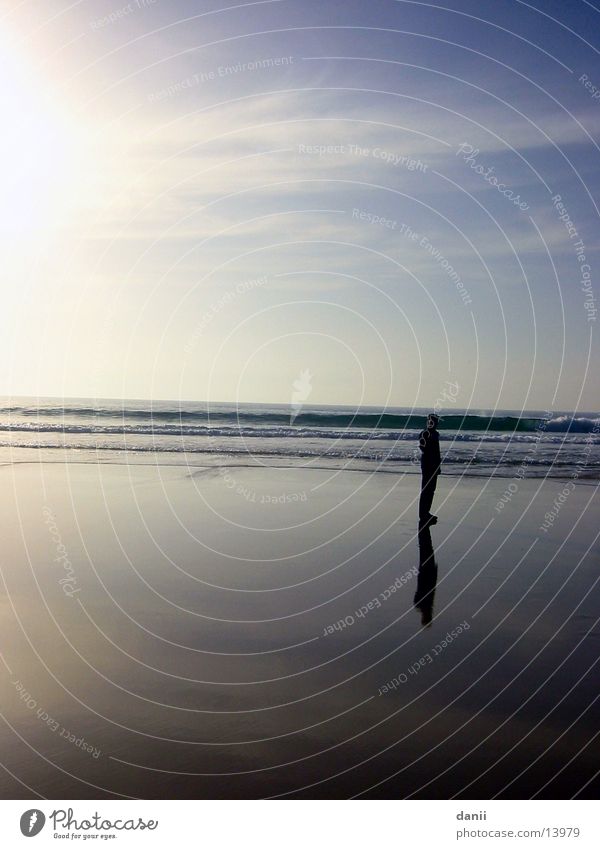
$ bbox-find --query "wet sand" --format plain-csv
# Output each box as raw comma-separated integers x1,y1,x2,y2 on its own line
0,460,598,799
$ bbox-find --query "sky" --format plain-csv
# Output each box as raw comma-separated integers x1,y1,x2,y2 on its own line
1,0,599,411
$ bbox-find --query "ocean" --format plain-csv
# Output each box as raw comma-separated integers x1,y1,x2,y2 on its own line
1,398,598,480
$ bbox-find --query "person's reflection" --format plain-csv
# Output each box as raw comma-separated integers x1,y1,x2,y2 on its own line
414,524,438,627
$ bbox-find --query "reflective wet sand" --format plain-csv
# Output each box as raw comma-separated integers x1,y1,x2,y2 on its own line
0,462,598,798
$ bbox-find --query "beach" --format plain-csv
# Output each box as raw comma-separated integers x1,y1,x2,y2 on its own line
0,458,598,799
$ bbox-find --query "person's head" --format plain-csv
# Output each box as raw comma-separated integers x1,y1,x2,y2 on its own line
427,413,439,430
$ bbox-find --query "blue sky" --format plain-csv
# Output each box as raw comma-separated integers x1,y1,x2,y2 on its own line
1,0,599,411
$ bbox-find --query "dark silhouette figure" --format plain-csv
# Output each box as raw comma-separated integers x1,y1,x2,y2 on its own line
414,523,438,627
418,413,441,523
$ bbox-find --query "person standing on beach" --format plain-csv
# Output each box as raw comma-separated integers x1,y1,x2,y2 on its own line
419,413,441,524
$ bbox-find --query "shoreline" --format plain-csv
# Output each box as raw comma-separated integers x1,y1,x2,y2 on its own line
1,447,598,483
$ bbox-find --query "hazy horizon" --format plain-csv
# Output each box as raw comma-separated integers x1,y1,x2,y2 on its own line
2,393,598,415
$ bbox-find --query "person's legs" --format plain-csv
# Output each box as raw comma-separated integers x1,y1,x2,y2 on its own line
419,470,438,519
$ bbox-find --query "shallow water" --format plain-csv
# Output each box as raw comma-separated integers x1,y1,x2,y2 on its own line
0,398,599,479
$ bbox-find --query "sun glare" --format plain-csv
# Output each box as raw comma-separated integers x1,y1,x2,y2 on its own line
0,31,78,239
